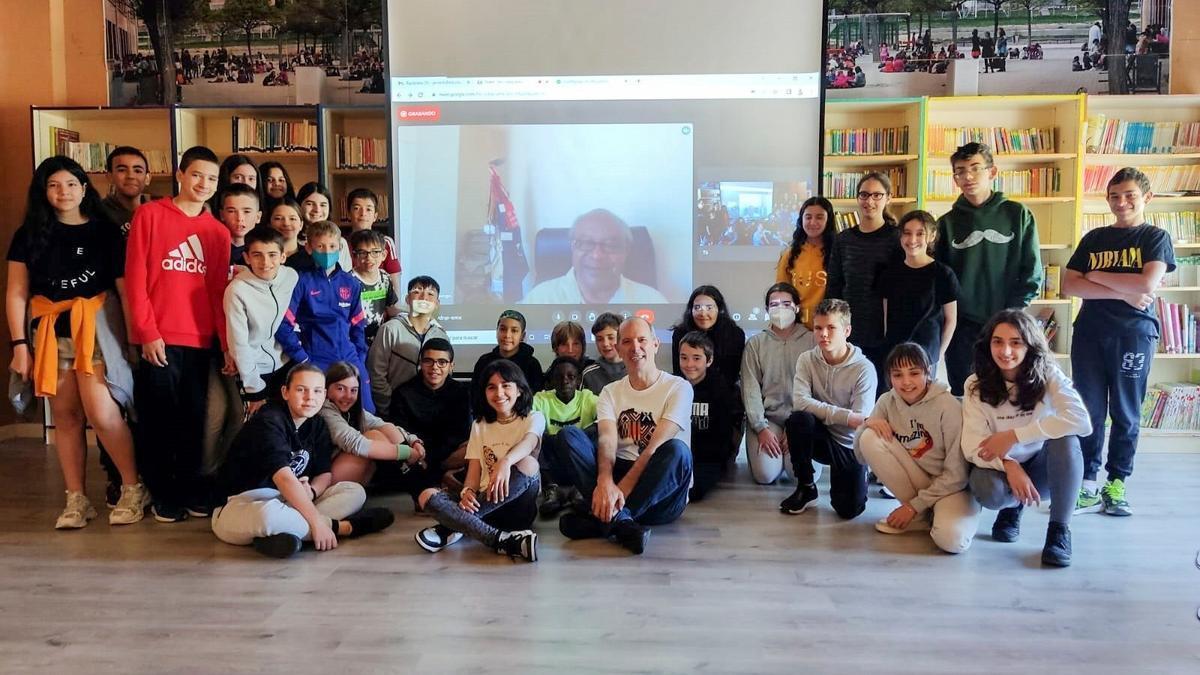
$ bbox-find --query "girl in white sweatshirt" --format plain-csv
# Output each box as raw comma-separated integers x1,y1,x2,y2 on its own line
962,309,1091,567
856,343,977,553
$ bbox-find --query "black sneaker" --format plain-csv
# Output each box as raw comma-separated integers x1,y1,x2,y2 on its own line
559,511,607,540
779,483,818,514
610,519,650,555
344,507,395,538
991,505,1024,542
185,504,213,519
495,530,538,562
105,481,121,509
538,484,567,518
152,502,188,523
253,533,302,559
1041,522,1072,567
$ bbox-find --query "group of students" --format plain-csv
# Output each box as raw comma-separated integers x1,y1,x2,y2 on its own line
6,139,1172,568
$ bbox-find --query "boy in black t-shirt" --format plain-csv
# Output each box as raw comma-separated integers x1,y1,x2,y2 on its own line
678,331,738,500
212,363,394,558
1064,168,1175,518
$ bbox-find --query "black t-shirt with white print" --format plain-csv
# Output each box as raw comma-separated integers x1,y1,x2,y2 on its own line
218,401,334,498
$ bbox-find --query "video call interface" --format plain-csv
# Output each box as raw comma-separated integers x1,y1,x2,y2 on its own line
387,0,824,360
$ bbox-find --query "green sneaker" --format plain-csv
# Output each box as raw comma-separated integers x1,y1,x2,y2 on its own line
1074,486,1103,514
1101,479,1132,517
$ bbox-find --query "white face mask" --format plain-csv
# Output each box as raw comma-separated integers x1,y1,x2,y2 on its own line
410,299,437,316
768,306,797,330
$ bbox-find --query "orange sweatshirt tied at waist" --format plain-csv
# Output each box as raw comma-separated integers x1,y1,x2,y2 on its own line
29,292,107,397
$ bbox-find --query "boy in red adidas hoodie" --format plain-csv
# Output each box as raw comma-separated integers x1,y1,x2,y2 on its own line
125,146,231,523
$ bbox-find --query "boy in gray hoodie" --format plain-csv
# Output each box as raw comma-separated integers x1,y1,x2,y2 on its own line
856,343,978,554
781,299,876,518
224,228,299,415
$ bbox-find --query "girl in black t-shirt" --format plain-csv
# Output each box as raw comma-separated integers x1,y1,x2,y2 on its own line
877,210,960,381
5,156,147,530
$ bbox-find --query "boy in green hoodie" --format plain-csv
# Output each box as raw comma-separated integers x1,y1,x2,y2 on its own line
935,142,1042,395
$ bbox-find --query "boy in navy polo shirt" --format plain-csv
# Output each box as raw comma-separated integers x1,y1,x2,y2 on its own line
1064,167,1175,517
276,220,375,412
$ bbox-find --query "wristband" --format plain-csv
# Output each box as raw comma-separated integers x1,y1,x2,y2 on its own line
395,443,412,462
10,339,28,348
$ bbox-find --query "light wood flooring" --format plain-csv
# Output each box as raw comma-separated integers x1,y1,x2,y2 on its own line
1,438,1198,674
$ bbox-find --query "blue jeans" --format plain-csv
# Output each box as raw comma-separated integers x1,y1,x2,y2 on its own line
1071,333,1155,481
553,426,692,526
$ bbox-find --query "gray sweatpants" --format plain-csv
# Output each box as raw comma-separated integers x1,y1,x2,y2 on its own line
968,435,1084,526
211,481,366,546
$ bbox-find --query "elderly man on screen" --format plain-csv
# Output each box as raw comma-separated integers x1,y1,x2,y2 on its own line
520,209,668,304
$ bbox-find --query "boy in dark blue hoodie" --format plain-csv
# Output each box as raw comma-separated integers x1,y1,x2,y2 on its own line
276,220,374,412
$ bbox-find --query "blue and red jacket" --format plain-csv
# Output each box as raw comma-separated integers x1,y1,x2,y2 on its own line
276,265,375,411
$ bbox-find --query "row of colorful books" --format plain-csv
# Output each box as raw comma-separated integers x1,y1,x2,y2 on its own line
1085,115,1200,155
1140,384,1200,430
68,142,170,175
232,117,319,153
333,134,387,170
821,168,908,199
927,167,1060,198
1156,298,1199,354
1083,164,1200,194
927,126,1057,155
1081,211,1200,242
824,126,909,155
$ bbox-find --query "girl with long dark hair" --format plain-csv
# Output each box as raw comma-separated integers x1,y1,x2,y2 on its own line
776,196,835,329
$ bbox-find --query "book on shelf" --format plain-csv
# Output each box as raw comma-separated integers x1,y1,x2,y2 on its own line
232,117,318,153
1042,264,1060,299
49,126,80,156
1085,114,1200,154
1154,297,1199,354
334,134,387,170
1141,383,1200,430
821,167,907,198
927,167,1060,199
63,142,170,174
832,211,859,233
927,126,1057,155
1081,211,1200,242
1033,306,1058,343
1083,164,1200,194
824,126,909,155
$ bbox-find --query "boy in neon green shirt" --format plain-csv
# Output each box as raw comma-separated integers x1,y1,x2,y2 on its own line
533,357,597,517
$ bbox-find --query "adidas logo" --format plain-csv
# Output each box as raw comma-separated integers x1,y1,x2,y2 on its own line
162,234,207,274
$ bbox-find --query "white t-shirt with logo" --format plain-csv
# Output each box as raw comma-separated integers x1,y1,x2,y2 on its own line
597,372,693,462
465,411,546,491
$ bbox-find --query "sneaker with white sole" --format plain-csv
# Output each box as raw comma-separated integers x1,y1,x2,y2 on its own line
55,491,97,530
874,513,932,535
109,483,150,525
1074,486,1103,514
415,526,464,553
495,530,538,562
1101,478,1132,517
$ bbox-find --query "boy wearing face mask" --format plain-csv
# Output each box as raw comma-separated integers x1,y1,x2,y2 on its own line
740,283,816,486
275,220,375,413
367,275,449,413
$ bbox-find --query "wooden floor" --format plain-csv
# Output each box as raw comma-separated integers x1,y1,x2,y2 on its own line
1,439,1198,674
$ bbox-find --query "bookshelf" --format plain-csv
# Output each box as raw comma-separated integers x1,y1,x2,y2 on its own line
173,105,320,194
822,98,924,220
319,105,390,225
30,106,175,199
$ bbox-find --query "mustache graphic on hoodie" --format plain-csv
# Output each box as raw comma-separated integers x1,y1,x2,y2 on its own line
950,229,1015,249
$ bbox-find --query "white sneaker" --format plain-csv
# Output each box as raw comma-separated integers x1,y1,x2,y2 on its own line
874,514,931,535
55,491,97,530
109,483,150,525
415,527,463,553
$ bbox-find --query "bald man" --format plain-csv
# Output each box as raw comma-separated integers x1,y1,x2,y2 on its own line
520,209,668,304
549,317,693,554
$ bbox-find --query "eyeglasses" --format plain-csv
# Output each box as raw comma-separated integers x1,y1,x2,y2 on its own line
692,303,717,313
952,165,992,179
857,191,888,201
420,357,451,368
353,249,384,258
767,300,796,310
572,239,625,255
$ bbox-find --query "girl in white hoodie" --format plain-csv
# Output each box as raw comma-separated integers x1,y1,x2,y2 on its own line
856,343,977,553
962,309,1091,567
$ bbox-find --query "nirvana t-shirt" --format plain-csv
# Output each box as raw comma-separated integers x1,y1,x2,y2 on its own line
353,270,397,344
465,411,546,492
1068,224,1175,337
597,372,693,461
7,219,125,334
218,402,334,498
876,260,961,359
